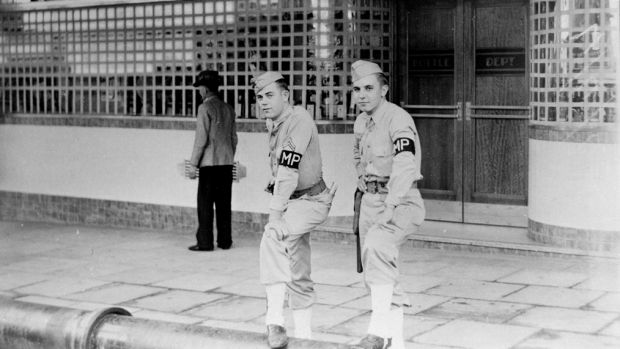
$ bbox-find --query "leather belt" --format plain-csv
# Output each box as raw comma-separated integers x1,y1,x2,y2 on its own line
365,180,388,194
365,180,418,194
290,179,327,200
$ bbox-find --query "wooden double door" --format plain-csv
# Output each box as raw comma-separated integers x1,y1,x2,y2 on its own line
396,0,529,227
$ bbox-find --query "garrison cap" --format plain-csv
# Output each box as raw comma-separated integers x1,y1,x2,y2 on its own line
351,60,383,82
193,70,219,88
251,71,284,92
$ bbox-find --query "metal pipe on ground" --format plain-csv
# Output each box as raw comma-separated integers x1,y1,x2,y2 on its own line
0,298,354,348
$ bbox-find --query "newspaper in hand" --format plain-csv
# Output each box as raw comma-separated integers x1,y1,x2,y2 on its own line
178,160,246,182
177,160,199,179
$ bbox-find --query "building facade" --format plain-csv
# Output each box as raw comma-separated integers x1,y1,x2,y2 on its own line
0,0,618,251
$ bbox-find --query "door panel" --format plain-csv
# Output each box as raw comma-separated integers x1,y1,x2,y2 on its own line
404,1,463,222
399,0,528,227
464,0,528,225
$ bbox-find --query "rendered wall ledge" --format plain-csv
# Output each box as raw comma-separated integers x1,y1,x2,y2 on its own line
0,114,354,134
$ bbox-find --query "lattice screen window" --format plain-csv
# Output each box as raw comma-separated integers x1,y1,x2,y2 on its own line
530,0,618,123
1,0,392,120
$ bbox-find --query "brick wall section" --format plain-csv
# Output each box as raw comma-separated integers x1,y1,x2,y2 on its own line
528,219,620,252
0,191,265,237
529,124,618,144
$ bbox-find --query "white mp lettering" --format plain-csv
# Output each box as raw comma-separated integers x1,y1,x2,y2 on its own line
395,138,410,152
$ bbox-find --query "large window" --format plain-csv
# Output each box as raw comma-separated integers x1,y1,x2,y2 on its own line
530,0,618,124
0,0,392,120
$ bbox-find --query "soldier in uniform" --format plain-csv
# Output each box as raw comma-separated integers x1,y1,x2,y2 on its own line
252,71,337,348
350,60,425,349
187,70,238,251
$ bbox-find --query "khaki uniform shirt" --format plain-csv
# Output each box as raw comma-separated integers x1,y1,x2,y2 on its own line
353,100,422,207
190,94,238,167
268,106,323,211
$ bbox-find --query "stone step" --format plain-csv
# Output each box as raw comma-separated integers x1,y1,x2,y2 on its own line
312,220,619,260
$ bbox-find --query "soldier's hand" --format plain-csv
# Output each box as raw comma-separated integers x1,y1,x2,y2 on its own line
379,204,395,225
268,209,283,223
264,179,275,194
264,220,286,241
327,182,338,200
357,175,367,192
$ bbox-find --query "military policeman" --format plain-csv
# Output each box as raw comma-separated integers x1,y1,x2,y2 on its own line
351,60,425,349
253,71,337,348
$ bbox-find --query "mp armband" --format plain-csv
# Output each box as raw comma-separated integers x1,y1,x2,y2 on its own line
279,150,302,169
393,137,416,155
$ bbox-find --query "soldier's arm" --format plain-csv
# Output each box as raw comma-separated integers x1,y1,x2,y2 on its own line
231,106,238,155
385,110,419,207
352,117,366,178
269,114,313,213
189,104,210,167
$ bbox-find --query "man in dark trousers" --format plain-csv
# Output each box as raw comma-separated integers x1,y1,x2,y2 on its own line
187,70,238,251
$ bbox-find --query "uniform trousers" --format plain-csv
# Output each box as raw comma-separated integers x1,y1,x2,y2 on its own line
196,165,233,249
260,189,333,310
359,187,425,307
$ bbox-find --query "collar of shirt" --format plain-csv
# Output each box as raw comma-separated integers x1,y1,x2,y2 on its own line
202,94,216,103
267,105,293,133
368,98,388,124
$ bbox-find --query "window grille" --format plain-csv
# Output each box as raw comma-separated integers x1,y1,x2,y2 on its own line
0,0,392,120
530,0,618,123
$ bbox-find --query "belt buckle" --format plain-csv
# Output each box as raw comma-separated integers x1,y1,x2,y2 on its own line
366,181,377,194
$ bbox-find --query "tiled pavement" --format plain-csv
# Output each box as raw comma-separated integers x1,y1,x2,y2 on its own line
1,220,620,348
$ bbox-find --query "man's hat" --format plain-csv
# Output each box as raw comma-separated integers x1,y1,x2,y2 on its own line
351,60,383,82
251,71,284,92
193,70,219,88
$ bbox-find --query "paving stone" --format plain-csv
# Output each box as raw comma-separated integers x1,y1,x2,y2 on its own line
126,290,227,313
15,295,78,308
185,295,265,322
340,292,450,315
503,285,604,308
509,307,618,333
421,298,532,323
62,301,139,313
588,292,620,313
426,280,524,300
328,312,447,339
0,271,51,290
404,293,452,315
498,269,589,287
314,284,368,306
0,290,16,298
14,277,110,297
97,267,191,285
310,304,367,332
312,267,363,286
131,309,204,324
413,319,538,349
213,278,266,298
64,283,164,304
406,342,456,349
400,275,445,293
575,274,620,292
514,329,620,349
600,320,620,337
4,257,85,273
153,273,246,292
50,261,137,279
200,319,266,334
431,263,519,282
400,260,453,275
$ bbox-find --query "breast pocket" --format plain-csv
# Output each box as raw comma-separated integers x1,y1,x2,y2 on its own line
370,140,393,174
